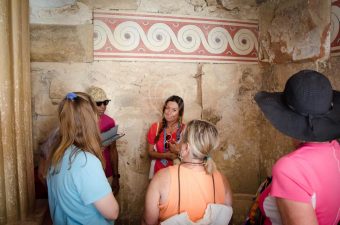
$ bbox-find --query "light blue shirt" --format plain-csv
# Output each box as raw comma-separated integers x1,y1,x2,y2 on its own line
47,145,113,225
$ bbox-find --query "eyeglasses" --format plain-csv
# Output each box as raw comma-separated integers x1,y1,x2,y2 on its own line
96,100,110,106
165,134,172,150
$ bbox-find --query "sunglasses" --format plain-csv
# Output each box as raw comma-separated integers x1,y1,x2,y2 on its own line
96,100,110,106
165,134,172,149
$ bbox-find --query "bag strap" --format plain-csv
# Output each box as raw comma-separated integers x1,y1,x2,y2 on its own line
212,173,216,203
178,165,181,214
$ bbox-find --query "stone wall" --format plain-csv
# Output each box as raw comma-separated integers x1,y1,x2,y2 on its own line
257,0,337,182
31,62,261,225
35,0,340,225
30,1,261,224
258,0,330,64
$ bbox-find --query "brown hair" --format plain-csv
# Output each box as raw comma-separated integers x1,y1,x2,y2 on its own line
48,92,104,174
154,95,184,143
181,120,219,174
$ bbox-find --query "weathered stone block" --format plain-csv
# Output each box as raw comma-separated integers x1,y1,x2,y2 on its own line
202,64,262,193
32,115,58,157
326,57,340,90
259,0,331,63
30,2,92,25
30,24,93,62
34,93,58,116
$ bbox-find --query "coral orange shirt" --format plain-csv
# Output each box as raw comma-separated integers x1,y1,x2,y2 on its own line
159,165,226,222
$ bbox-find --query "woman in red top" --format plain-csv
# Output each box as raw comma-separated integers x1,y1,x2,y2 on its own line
147,95,185,179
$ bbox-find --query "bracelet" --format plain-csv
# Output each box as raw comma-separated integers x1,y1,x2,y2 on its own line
113,174,120,178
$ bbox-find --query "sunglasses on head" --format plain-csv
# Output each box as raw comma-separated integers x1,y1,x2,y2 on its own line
165,134,172,149
96,100,110,106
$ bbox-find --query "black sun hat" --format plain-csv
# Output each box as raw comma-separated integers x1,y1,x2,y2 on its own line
255,70,340,142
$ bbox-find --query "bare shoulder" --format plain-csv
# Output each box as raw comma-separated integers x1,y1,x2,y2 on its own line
152,167,172,204
151,167,171,188
215,170,232,206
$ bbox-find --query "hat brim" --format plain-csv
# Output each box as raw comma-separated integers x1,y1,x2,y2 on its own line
255,91,340,141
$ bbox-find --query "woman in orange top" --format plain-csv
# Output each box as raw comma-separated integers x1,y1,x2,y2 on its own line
142,120,233,225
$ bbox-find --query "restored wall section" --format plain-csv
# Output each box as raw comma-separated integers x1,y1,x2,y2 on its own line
257,0,335,181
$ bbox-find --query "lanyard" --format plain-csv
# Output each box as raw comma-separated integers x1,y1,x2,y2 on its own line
163,123,181,152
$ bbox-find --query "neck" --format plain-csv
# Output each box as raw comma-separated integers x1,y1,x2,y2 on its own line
181,157,204,165
180,160,205,171
181,161,204,165
167,121,178,128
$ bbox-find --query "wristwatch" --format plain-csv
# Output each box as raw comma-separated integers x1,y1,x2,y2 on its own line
113,174,120,178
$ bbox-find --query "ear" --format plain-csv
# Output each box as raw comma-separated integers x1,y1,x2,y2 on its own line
181,143,190,157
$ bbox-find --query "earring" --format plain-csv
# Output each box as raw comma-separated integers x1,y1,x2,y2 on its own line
178,150,183,161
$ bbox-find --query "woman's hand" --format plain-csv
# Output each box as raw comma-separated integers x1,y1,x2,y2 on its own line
165,152,178,160
147,143,178,160
168,142,179,154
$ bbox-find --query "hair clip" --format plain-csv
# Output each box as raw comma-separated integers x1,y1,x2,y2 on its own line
66,92,77,101
204,155,211,161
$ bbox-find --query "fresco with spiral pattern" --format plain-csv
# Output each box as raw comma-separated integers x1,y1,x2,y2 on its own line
94,11,258,63
331,0,340,56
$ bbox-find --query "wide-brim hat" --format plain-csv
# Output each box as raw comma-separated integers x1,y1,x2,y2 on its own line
255,70,340,142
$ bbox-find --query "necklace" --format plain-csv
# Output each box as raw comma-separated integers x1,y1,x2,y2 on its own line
163,123,181,151
181,161,204,166
167,123,178,133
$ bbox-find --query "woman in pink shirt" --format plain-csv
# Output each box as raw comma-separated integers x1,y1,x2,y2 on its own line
254,70,340,225
88,86,120,195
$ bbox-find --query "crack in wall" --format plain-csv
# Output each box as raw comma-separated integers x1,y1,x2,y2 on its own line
193,63,203,118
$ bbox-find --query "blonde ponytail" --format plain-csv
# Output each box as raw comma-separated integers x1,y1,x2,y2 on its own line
182,120,219,174
204,156,217,175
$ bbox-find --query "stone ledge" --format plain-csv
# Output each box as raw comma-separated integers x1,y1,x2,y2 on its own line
231,193,254,225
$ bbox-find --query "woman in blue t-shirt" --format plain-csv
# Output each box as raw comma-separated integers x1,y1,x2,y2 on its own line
47,92,119,225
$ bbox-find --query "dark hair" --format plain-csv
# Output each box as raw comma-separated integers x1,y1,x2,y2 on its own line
154,95,184,143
